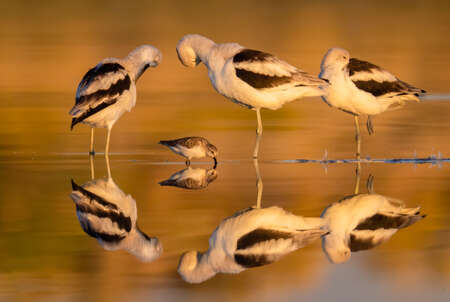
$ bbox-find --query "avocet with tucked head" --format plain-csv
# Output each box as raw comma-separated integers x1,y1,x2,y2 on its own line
177,206,327,284
321,193,425,264
176,34,328,158
319,48,426,158
70,45,162,156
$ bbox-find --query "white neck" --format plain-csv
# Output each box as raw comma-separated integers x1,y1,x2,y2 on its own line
189,35,216,64
120,56,145,82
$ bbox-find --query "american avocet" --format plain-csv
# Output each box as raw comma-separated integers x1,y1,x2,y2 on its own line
177,206,326,283
159,136,218,166
69,45,162,156
176,34,328,158
319,48,426,158
321,191,425,264
70,177,162,262
159,166,218,190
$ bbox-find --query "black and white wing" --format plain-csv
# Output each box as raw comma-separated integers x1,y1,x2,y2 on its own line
348,58,426,99
70,179,132,244
233,227,325,268
349,211,425,252
69,62,132,129
233,49,327,90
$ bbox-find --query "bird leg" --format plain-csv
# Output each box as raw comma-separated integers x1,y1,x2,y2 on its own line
366,116,374,136
105,128,111,157
354,115,361,160
354,161,361,195
89,153,95,180
253,108,263,159
253,158,263,208
89,128,95,155
185,159,191,166
367,174,374,194
105,151,112,180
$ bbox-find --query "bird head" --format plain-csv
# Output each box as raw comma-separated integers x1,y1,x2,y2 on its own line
206,168,218,183
178,250,216,284
322,234,351,264
320,48,350,71
176,34,214,67
126,228,163,262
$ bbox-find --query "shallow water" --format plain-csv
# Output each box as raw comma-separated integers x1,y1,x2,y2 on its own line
1,1,450,301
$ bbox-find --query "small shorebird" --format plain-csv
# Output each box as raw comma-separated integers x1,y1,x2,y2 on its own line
321,192,425,264
176,34,328,158
177,206,326,283
70,177,163,262
69,45,162,156
319,48,426,158
159,166,218,190
159,136,218,166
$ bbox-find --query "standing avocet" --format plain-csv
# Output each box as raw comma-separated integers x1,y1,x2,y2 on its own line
69,45,162,156
319,48,426,158
176,34,328,158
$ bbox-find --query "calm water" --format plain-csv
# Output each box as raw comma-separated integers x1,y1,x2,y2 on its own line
1,1,450,301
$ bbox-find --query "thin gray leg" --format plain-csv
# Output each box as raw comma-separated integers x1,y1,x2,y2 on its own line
253,108,263,159
354,115,361,160
366,116,374,135
253,158,263,208
89,128,95,155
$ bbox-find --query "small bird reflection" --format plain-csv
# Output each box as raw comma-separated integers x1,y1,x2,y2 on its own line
178,160,327,283
159,166,218,190
70,157,162,262
321,170,426,264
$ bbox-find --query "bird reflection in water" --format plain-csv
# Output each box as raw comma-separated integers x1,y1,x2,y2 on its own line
159,166,218,190
70,155,163,262
177,159,327,283
321,163,426,264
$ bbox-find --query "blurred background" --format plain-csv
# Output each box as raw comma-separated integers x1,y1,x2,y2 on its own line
0,0,449,301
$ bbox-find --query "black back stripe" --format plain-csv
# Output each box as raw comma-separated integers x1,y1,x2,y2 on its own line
76,204,132,232
71,179,118,210
83,223,125,243
236,68,292,89
355,213,408,230
77,63,126,100
237,228,293,250
348,58,381,76
71,97,118,129
234,253,274,268
349,234,377,252
353,80,408,97
76,74,131,106
233,49,272,63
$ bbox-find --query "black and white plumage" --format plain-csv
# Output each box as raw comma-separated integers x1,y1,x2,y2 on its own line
69,45,162,155
319,48,426,157
176,34,328,158
70,178,162,262
159,166,218,190
321,193,425,264
177,206,327,284
159,136,218,166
